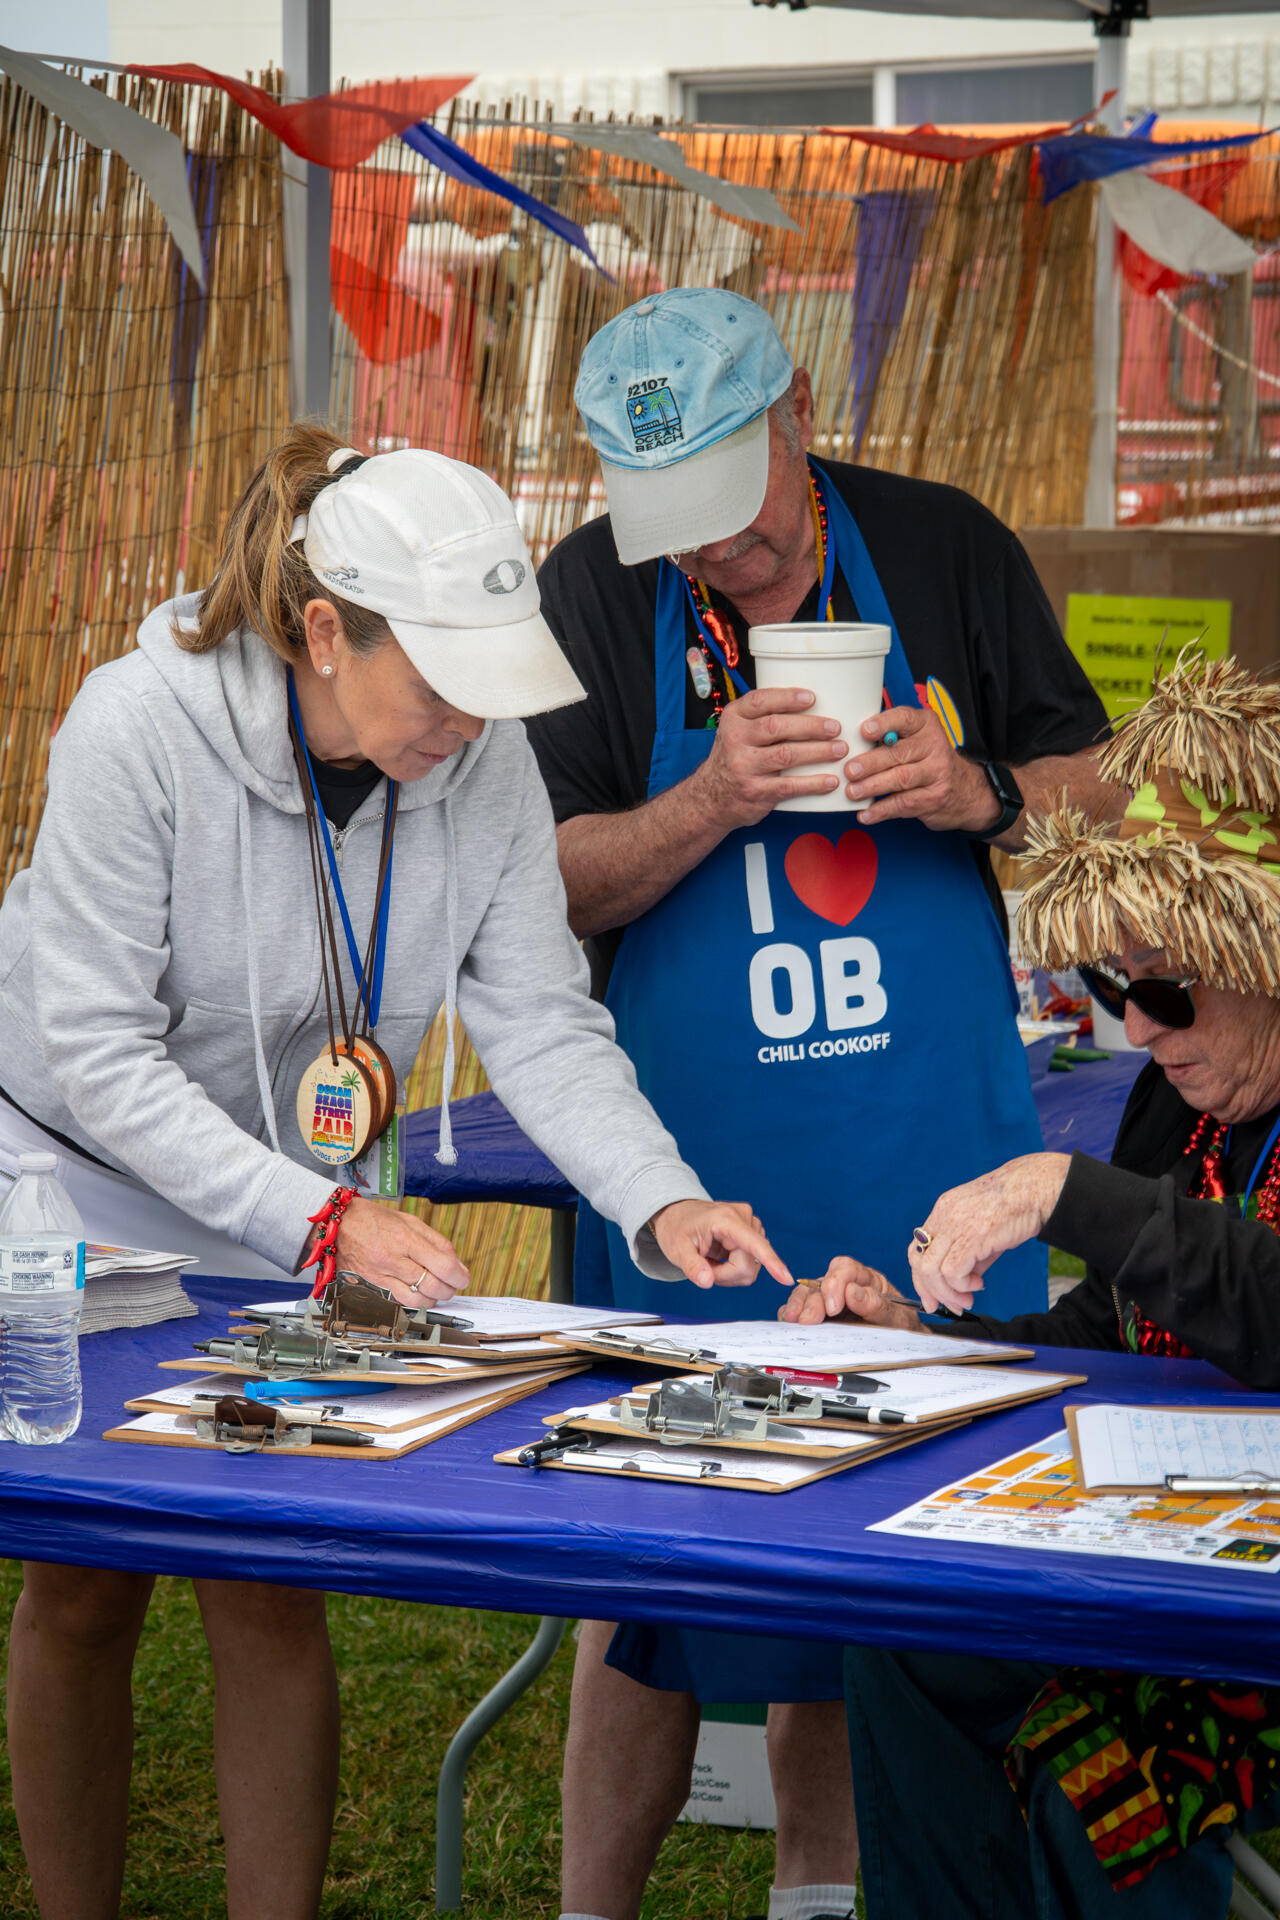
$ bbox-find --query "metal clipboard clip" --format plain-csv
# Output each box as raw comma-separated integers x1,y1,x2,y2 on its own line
191,1392,375,1452
587,1329,716,1364
302,1273,475,1347
617,1371,814,1446
196,1322,416,1376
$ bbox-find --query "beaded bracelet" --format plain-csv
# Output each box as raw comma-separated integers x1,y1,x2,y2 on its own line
301,1186,358,1298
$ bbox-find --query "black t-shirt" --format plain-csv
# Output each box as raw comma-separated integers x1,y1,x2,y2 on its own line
312,757,382,829
527,456,1107,982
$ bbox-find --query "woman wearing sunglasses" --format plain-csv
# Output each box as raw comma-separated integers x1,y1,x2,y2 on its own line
785,651,1280,1919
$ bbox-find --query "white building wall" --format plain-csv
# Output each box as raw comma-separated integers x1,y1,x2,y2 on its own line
9,0,1280,124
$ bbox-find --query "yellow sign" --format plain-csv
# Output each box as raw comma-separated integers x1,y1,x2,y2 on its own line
1064,593,1231,722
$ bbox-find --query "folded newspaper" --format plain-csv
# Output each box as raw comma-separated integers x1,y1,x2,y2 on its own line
81,1243,198,1336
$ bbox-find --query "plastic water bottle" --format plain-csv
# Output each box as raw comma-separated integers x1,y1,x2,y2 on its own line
0,1152,85,1444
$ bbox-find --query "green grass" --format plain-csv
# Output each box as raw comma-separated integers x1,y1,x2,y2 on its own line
0,1562,777,1919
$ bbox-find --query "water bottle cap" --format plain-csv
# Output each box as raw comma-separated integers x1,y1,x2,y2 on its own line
17,1152,57,1173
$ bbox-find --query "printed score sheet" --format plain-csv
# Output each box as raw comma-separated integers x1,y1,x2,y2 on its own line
871,1430,1280,1572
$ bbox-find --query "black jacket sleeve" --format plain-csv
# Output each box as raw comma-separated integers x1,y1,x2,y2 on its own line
957,1064,1280,1388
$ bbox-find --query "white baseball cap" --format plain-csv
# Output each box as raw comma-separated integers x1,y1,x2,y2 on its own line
293,448,585,720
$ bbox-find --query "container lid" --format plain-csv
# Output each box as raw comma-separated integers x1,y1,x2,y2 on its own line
17,1152,57,1173
748,621,891,659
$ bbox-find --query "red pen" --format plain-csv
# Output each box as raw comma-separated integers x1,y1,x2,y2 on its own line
764,1367,841,1387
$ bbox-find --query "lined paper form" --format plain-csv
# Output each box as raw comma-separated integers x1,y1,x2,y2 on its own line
1073,1405,1280,1491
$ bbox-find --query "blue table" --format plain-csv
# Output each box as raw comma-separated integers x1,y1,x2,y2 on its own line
5,1275,1280,1909
2,1275,1277,1683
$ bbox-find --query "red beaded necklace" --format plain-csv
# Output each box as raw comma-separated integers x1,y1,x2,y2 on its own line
685,473,830,730
1123,1111,1280,1357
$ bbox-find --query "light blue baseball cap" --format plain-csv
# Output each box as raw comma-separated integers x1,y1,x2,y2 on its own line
574,289,794,566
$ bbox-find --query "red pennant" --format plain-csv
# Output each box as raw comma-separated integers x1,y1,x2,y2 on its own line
127,66,472,170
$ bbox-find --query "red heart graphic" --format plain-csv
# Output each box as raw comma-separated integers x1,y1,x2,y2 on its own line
784,830,878,926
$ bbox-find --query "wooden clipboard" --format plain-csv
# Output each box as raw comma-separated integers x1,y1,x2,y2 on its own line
125,1366,584,1433
1065,1403,1280,1496
107,1365,585,1459
157,1352,576,1385
494,1423,949,1492
543,1330,1035,1373
553,1384,972,1460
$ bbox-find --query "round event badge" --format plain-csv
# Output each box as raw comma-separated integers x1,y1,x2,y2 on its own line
296,1047,377,1165
343,1036,397,1137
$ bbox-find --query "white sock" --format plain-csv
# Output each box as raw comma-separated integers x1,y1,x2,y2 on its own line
767,1884,858,1920
560,1912,613,1920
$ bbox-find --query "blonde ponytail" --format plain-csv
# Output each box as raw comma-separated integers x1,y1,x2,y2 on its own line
180,423,391,658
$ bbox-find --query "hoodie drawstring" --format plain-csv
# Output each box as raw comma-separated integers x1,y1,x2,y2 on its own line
435,794,460,1167
238,787,282,1155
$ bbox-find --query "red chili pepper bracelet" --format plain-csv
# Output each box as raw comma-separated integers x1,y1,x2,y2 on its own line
301,1186,358,1298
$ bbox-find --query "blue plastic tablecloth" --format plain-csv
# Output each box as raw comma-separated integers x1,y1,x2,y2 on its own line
404,1055,1150,1208
2,1276,1279,1686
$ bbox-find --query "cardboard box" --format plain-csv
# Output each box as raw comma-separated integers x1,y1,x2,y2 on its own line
1020,528,1280,718
679,1703,778,1831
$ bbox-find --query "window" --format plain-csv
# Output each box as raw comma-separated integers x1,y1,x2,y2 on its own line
895,62,1094,126
688,74,874,126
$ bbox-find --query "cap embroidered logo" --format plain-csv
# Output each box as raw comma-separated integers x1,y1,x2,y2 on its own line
322,564,361,593
483,558,527,595
628,378,683,452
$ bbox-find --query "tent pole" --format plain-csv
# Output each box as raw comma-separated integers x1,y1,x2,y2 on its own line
282,0,332,421
1084,25,1127,528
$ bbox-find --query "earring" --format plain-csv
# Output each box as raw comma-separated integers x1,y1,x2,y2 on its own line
320,665,335,677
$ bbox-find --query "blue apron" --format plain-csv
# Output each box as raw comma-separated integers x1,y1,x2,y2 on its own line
577,468,1046,1321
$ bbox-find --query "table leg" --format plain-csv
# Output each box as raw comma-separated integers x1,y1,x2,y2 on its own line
548,1209,576,1305
1229,1837,1280,1918
434,1613,570,1913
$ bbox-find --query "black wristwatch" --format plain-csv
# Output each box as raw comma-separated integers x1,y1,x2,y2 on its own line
975,760,1024,838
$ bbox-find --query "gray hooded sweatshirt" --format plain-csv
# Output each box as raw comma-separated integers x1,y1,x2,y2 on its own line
0,596,707,1274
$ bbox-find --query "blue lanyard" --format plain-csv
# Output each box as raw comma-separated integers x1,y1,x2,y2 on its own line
286,670,396,1030
244,1377,384,1404
1242,1111,1280,1217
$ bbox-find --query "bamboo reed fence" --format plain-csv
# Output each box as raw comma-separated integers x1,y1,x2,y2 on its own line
5,70,1280,1293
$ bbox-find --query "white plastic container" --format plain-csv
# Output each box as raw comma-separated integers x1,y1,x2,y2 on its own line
1002,889,1038,1020
0,1152,85,1444
748,622,891,813
1089,996,1139,1054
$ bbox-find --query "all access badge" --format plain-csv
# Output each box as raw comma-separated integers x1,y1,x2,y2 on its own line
296,1049,376,1166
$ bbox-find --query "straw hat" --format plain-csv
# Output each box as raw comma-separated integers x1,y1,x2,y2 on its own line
1018,651,1280,997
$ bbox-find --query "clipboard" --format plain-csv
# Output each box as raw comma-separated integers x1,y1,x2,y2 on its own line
493,1427,943,1491
125,1366,583,1434
1065,1404,1280,1496
107,1364,582,1459
157,1351,576,1385
544,1325,1034,1374
553,1382,971,1459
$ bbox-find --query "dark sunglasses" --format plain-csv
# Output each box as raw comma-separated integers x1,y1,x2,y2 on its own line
1078,964,1200,1032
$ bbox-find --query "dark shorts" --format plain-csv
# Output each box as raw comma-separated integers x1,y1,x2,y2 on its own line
606,1622,844,1703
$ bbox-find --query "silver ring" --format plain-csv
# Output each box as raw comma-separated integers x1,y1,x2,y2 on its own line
911,1228,932,1253
409,1266,428,1296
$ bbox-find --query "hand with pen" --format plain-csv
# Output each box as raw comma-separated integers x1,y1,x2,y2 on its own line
778,1256,923,1330
777,1152,1073,1324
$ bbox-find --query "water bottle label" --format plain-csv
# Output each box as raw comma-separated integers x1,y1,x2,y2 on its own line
0,1238,85,1294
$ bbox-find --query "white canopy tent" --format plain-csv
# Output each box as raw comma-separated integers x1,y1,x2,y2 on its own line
759,0,1279,522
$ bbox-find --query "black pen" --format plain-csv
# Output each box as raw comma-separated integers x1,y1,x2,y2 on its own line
517,1425,592,1467
825,1401,917,1426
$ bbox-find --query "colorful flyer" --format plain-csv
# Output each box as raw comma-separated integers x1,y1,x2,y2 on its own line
1064,594,1230,722
871,1430,1280,1573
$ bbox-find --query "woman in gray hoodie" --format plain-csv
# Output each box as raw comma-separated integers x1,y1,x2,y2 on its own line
0,427,790,1920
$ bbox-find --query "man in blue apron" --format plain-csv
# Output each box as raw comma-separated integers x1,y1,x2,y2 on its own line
526,290,1116,1920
